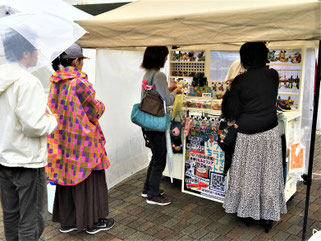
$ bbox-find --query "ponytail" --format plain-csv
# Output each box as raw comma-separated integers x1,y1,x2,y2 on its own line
51,52,76,71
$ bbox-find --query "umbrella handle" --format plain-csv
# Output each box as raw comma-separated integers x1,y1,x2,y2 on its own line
46,106,52,115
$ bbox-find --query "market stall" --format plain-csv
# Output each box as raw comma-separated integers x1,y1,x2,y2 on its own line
76,0,321,238
161,44,313,204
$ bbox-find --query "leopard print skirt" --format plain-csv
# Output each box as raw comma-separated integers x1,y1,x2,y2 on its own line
223,126,287,221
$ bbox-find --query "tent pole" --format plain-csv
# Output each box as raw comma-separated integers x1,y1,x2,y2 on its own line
301,40,321,241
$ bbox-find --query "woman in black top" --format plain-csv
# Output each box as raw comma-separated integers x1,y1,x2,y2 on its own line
222,42,287,232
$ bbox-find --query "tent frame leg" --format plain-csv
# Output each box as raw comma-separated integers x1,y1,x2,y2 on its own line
301,41,321,241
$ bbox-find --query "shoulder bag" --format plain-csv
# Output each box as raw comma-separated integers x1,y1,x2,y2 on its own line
138,72,164,117
131,72,171,132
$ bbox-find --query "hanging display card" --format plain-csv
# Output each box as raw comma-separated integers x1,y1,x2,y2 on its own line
289,143,305,173
182,118,227,203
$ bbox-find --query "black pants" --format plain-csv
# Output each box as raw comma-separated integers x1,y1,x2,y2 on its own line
0,165,46,241
144,130,167,197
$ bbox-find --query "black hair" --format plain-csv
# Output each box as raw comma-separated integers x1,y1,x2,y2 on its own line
51,52,83,71
2,30,35,62
240,42,269,69
141,46,169,70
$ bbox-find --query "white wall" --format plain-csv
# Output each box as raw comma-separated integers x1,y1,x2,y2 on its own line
94,49,151,188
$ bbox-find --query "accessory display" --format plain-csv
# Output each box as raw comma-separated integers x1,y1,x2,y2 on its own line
139,72,165,117
170,121,183,153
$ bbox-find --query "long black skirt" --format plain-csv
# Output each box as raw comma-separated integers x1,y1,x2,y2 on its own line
52,170,109,230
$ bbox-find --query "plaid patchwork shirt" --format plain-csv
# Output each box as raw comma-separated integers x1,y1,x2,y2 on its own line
46,67,110,185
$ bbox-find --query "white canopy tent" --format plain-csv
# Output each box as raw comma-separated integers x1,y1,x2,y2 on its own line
75,1,321,239
77,0,320,48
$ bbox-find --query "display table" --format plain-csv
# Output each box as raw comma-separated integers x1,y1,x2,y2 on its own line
164,109,302,203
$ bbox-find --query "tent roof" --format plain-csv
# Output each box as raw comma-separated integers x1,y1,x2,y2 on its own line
76,0,321,48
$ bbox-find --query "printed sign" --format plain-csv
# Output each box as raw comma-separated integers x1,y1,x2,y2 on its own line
182,122,227,203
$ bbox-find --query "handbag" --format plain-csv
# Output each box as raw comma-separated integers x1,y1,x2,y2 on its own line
139,72,164,117
131,103,171,132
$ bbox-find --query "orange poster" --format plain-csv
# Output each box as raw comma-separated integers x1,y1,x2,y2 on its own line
290,143,304,170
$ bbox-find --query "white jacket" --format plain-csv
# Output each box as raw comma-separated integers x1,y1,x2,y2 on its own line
0,63,57,168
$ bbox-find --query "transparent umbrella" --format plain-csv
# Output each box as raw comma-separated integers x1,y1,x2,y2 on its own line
0,12,86,71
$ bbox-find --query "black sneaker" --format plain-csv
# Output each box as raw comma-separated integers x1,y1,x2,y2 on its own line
141,189,165,198
59,226,77,233
86,218,115,235
146,195,171,206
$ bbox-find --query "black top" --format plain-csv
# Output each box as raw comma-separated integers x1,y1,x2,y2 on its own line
225,66,279,134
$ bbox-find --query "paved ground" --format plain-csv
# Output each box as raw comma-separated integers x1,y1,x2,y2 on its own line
0,134,320,241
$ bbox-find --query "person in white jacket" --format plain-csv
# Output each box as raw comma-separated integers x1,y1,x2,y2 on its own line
0,30,58,240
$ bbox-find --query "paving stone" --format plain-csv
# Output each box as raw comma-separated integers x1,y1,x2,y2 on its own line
162,218,180,229
118,214,138,226
147,214,170,226
287,224,303,235
213,235,231,241
177,235,195,241
171,221,191,232
195,218,213,229
217,213,238,225
108,224,136,240
153,227,174,240
225,227,245,240
188,214,204,224
287,215,303,225
272,230,291,241
142,223,163,236
182,223,199,235
274,221,292,230
40,228,61,240
125,231,154,241
189,228,209,239
177,210,195,220
183,203,198,212
162,231,185,241
136,220,155,232
199,231,220,241
285,234,301,241
126,218,147,229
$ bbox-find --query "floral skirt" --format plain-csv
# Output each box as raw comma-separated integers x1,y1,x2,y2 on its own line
223,126,287,221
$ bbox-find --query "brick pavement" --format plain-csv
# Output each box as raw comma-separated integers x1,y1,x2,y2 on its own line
0,134,320,241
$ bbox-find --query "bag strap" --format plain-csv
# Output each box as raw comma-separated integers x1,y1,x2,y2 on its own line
148,71,157,87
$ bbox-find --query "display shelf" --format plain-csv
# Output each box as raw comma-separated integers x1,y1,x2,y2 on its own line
278,92,299,96
282,111,301,121
267,63,301,66
170,61,206,64
169,76,194,78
